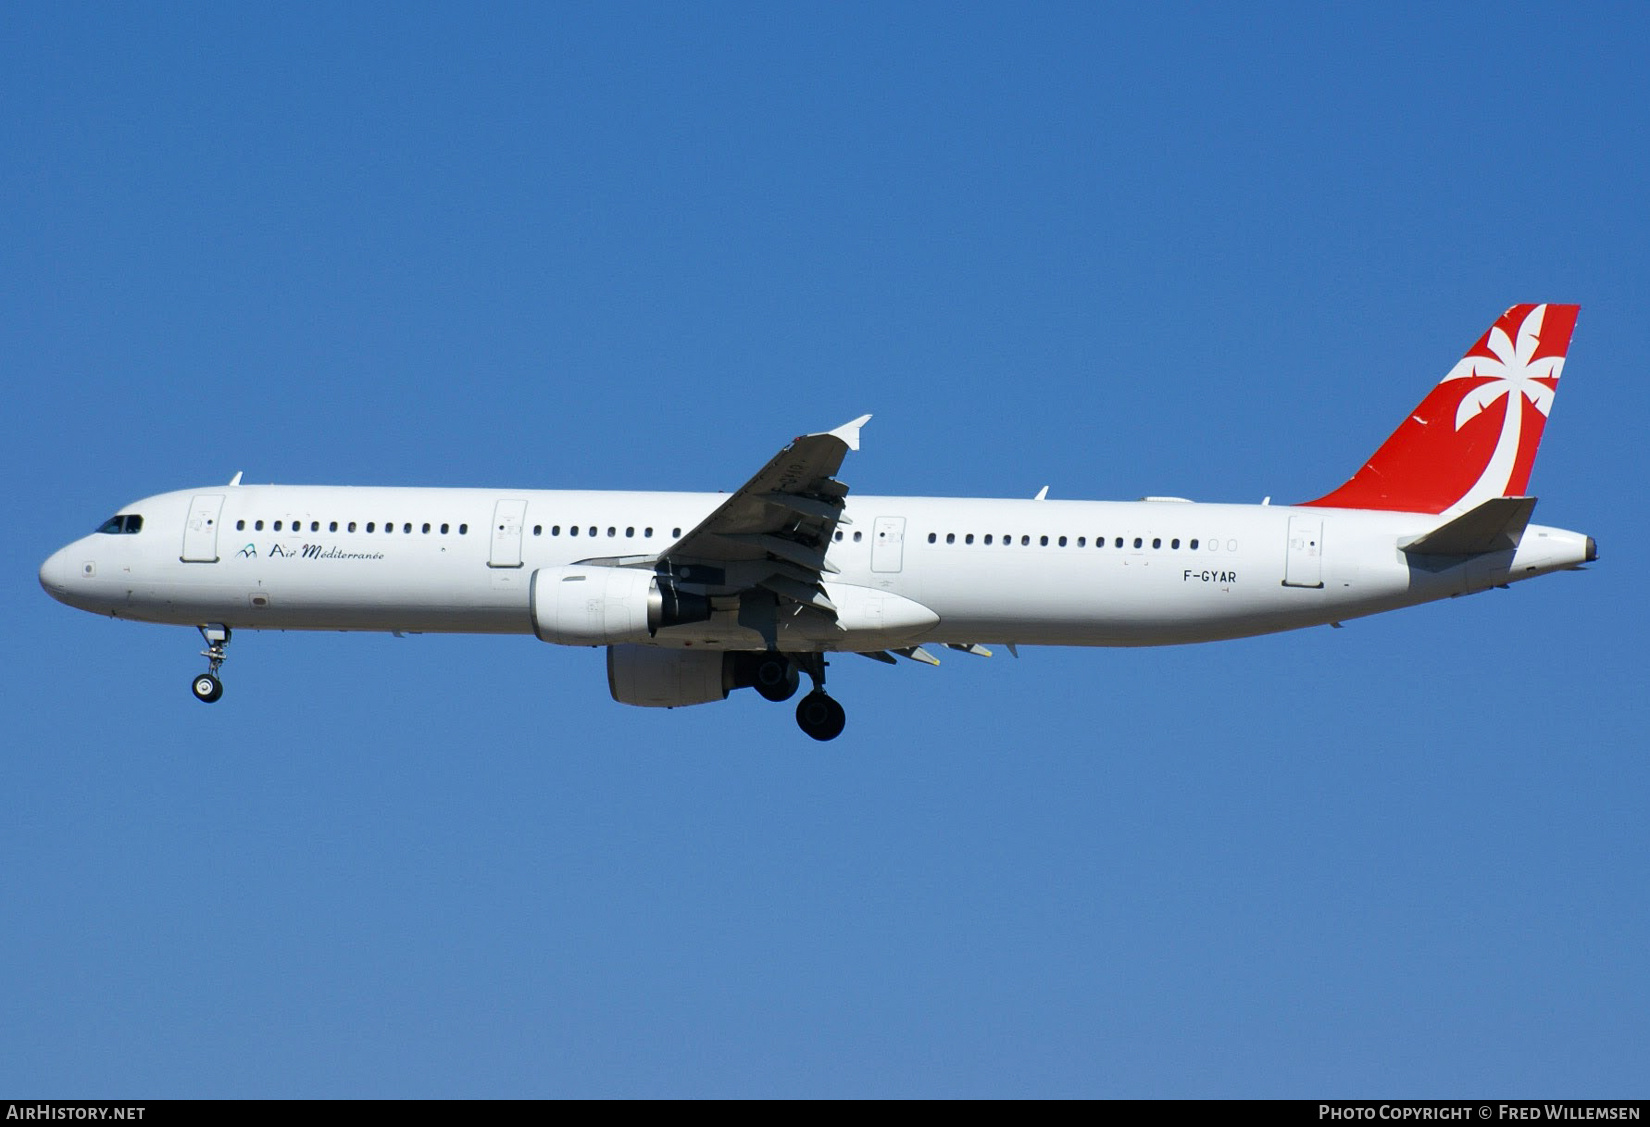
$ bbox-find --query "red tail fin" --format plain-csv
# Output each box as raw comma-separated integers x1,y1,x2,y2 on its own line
1302,304,1579,514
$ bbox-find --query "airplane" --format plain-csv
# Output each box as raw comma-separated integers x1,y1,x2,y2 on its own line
39,304,1595,741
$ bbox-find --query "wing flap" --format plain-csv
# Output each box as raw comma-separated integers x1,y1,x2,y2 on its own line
759,573,837,612
660,416,870,627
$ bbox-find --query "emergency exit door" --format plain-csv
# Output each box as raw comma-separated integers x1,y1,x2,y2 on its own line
871,516,905,573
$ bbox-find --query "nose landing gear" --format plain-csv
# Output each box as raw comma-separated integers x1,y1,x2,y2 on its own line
191,624,230,703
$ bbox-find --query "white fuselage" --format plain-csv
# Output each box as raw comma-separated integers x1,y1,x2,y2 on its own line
39,484,1593,650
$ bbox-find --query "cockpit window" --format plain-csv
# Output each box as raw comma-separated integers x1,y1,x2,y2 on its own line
96,514,143,534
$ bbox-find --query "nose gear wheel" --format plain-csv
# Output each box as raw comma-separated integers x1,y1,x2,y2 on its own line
192,624,231,704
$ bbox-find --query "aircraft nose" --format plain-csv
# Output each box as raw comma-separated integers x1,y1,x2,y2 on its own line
39,547,69,601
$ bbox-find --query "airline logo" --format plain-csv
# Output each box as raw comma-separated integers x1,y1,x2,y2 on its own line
1304,304,1579,514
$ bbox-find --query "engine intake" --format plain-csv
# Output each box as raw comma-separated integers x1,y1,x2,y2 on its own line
530,565,712,646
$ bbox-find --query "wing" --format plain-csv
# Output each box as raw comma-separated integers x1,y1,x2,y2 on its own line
657,415,870,637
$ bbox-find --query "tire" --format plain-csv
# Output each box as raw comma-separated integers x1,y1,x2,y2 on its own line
192,673,223,703
795,691,846,741
754,656,800,703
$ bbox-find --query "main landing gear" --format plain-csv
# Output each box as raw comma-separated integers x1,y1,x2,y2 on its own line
776,652,845,742
751,653,801,703
794,689,846,742
191,624,230,703
732,651,848,740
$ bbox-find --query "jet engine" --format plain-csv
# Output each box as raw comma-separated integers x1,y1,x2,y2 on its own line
530,565,713,646
607,644,732,708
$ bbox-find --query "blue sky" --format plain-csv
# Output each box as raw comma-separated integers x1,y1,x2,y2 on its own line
4,3,1646,1098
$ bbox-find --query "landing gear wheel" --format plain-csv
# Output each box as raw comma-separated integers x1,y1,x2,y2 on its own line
754,655,800,703
193,624,230,704
795,691,846,742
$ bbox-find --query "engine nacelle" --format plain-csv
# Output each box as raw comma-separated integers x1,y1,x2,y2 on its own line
530,565,712,646
607,644,732,708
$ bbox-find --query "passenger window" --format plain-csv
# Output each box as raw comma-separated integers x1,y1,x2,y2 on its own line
1133,537,1143,548
532,525,541,536
589,526,597,537
1190,538,1199,550
626,527,634,538
440,523,449,534
330,522,338,532
1021,535,1030,546
236,520,246,531
570,526,579,536
644,527,653,538
348,522,357,532
1171,538,1180,549
274,521,282,531
1058,536,1067,547
1077,536,1086,547
1040,535,1048,546
853,531,862,542
367,522,375,533
607,527,616,537
311,521,319,532
984,534,993,545
835,531,843,542
255,520,265,531
928,533,937,544
946,533,955,544
672,528,682,538
1114,537,1123,548
403,523,412,534
551,525,560,536
460,524,468,534
965,534,974,545
1152,538,1161,549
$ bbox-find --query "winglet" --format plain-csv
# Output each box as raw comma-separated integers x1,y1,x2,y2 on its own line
826,414,872,452
228,471,244,487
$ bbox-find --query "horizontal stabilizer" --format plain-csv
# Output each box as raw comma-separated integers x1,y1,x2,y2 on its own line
1401,496,1536,556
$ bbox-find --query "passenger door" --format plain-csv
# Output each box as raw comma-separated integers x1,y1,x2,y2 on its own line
181,495,225,563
